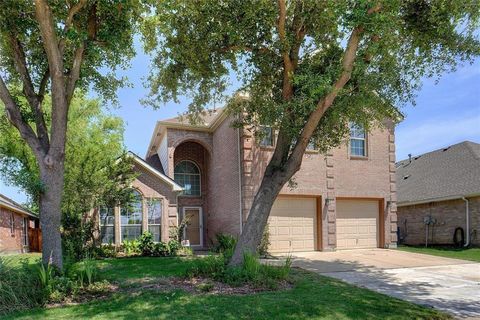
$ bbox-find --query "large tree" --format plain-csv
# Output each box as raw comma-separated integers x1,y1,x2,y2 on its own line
0,1,139,268
143,0,480,265
0,93,136,260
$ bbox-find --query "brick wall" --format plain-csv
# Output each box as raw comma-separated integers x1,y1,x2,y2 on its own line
208,117,241,240
397,196,480,246
0,207,26,254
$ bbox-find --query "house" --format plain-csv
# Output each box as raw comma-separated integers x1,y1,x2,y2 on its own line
0,193,40,254
396,141,480,246
99,108,398,252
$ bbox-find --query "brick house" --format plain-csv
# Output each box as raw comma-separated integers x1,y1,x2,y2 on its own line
0,194,40,254
396,141,480,246
99,108,398,252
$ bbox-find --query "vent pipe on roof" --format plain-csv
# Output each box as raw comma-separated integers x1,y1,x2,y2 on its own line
408,153,412,163
462,197,470,247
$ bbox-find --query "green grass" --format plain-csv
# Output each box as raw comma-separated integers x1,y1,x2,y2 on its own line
0,253,41,268
397,245,480,262
4,256,450,320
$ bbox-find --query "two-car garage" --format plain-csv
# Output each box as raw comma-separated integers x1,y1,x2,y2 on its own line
268,197,382,252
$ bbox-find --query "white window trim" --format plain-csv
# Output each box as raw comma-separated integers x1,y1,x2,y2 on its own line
259,125,275,147
147,198,162,242
182,207,203,248
120,192,143,242
10,212,14,236
99,207,115,244
349,124,368,158
175,160,201,197
21,217,28,247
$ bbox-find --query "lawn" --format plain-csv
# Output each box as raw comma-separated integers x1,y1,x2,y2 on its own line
397,245,480,262
4,255,450,320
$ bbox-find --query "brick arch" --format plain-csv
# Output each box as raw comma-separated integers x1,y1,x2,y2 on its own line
171,136,213,156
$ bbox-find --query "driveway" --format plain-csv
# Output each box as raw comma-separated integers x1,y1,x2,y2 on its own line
276,249,480,319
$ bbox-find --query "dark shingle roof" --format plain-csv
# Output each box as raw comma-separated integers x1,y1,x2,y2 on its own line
0,193,38,218
162,108,224,127
396,141,480,205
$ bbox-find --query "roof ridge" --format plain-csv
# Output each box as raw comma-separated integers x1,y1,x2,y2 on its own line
396,140,478,164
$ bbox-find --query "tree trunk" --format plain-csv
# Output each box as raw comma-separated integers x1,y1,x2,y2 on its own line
39,161,65,269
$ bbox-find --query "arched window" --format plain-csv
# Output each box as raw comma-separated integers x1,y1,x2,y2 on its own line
174,161,201,196
120,190,143,241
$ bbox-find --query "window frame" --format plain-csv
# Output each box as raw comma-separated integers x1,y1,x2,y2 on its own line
99,206,115,244
174,160,201,197
349,123,368,158
120,190,143,242
147,198,162,242
258,125,274,148
21,217,28,246
10,212,14,236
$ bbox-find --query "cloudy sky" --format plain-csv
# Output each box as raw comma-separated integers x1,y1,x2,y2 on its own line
1,43,479,204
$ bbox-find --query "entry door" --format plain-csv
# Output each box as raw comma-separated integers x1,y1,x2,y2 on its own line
183,207,203,247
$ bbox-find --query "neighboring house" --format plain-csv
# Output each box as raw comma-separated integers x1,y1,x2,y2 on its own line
99,108,398,252
0,194,40,254
396,141,480,246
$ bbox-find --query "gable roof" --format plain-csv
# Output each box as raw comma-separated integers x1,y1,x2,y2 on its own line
127,152,183,192
396,141,480,206
0,193,38,218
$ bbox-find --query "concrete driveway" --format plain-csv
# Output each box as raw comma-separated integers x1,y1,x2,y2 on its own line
277,249,480,319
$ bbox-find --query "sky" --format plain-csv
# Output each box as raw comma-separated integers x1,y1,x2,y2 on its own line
1,42,479,204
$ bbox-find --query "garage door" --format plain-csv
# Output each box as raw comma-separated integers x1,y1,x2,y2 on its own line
336,200,378,249
268,197,317,252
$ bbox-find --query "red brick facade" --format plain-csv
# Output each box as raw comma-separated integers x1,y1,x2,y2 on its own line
0,207,34,254
398,196,479,246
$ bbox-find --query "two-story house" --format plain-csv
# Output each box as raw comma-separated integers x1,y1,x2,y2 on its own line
99,108,398,252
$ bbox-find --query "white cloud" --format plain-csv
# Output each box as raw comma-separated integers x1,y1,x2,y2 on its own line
396,112,480,161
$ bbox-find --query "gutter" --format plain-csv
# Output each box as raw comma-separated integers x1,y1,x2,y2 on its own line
397,192,480,207
0,201,38,219
462,197,470,247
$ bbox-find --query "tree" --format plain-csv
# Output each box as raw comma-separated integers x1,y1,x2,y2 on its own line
0,1,139,268
142,0,480,265
0,92,136,260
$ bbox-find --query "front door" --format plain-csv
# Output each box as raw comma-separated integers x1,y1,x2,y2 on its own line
183,207,203,247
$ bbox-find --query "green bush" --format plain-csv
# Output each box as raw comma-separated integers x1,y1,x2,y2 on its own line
139,232,155,256
257,224,271,257
122,239,141,256
154,241,171,256
168,240,181,255
0,257,44,315
214,233,237,254
95,243,118,258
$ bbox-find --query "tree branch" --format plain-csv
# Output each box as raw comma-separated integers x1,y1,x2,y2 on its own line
277,0,294,100
0,76,45,160
59,0,88,55
66,43,84,105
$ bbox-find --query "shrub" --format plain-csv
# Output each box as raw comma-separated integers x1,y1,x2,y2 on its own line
139,232,155,256
169,215,191,242
95,243,118,258
168,240,181,255
153,241,171,256
257,224,271,257
214,233,237,254
177,246,194,256
122,239,141,256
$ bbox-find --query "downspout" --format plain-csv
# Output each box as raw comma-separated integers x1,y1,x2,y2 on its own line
237,127,243,234
462,197,470,247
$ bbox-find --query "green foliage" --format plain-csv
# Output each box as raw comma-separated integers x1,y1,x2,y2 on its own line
122,239,141,256
257,224,271,257
167,240,182,256
139,232,156,256
95,244,118,259
169,214,191,242
185,252,292,289
143,0,480,153
153,241,171,257
214,233,237,255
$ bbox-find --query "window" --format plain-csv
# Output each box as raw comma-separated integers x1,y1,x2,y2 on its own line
10,213,14,236
147,199,162,242
100,207,115,244
259,126,274,147
174,161,201,196
21,218,28,246
307,139,317,151
349,123,367,157
120,190,143,241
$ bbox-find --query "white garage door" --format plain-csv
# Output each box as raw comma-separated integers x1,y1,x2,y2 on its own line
336,200,378,250
268,197,316,252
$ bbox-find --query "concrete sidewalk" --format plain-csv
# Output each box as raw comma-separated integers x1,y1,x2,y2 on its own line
273,249,480,319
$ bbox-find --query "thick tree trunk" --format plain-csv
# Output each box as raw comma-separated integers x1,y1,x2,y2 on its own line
39,161,65,269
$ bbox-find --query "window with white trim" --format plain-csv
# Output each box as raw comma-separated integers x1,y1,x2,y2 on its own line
120,190,143,241
147,199,162,242
349,123,367,157
259,126,274,147
99,207,115,244
10,212,14,236
174,161,201,196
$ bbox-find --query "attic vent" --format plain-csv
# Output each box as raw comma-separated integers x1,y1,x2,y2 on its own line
442,147,451,152
403,175,410,180
414,156,421,160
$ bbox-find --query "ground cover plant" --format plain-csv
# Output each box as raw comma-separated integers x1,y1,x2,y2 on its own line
398,245,480,262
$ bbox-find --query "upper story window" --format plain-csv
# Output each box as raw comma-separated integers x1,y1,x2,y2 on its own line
174,161,201,196
120,190,143,241
259,126,274,147
100,207,115,244
349,123,367,157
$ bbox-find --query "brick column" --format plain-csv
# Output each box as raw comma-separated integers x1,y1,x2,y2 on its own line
142,198,148,236
325,152,336,250
114,205,121,246
387,132,398,248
